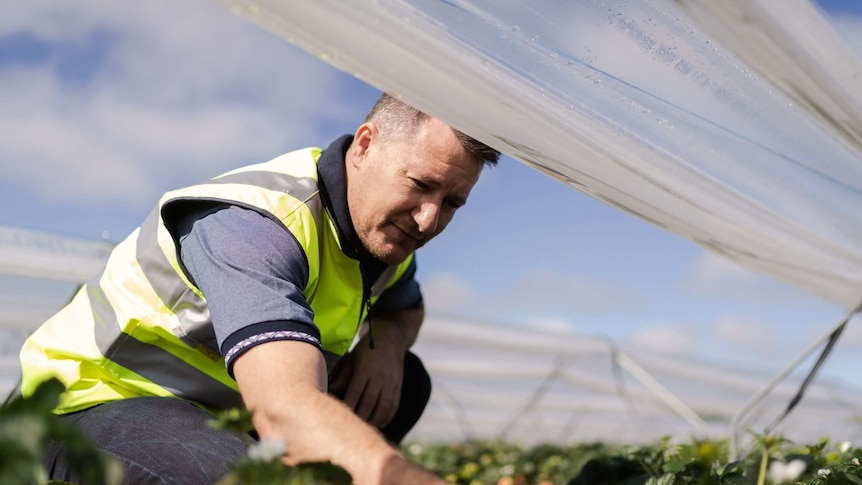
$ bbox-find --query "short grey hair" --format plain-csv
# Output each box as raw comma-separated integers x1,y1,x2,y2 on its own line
365,93,500,167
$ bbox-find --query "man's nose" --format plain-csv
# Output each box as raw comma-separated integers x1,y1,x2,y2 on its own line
414,201,441,235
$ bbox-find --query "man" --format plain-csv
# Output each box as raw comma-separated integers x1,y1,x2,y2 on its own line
20,93,500,484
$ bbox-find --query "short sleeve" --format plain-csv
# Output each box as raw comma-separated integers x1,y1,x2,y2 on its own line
174,203,323,374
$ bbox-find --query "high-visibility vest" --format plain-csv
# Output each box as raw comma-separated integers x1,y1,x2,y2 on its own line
20,147,414,413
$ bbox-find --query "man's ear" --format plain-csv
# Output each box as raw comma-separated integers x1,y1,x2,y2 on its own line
350,122,377,168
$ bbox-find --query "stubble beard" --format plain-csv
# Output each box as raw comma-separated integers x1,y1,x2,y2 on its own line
363,227,417,265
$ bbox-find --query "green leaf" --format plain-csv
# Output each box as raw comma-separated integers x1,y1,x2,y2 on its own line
646,473,676,485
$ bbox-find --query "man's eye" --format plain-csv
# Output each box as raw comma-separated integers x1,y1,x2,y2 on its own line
445,198,463,210
412,179,429,190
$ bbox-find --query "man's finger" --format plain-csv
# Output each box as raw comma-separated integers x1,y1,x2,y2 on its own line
342,375,367,411
369,387,398,428
327,357,354,396
355,380,382,421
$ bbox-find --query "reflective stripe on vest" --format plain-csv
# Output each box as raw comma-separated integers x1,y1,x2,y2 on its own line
20,147,414,412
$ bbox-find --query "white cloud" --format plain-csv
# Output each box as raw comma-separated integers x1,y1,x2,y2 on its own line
519,316,580,334
506,269,623,314
689,251,760,288
0,0,375,214
420,273,479,313
0,1,121,41
685,251,811,304
421,265,636,322
628,323,700,355
712,315,777,353
625,316,782,366
628,316,787,362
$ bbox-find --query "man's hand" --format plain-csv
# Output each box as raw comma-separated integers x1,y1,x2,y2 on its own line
329,332,405,429
233,339,445,484
329,307,424,430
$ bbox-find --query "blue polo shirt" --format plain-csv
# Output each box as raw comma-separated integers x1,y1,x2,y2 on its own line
171,136,423,373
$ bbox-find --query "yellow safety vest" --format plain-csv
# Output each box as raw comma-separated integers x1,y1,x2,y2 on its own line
20,147,414,413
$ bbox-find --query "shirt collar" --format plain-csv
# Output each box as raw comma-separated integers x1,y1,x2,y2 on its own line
317,135,387,278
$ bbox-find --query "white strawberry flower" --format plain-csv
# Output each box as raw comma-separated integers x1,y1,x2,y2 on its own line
247,438,286,462
767,459,806,483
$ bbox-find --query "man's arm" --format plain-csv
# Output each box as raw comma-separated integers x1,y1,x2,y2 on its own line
233,339,443,485
171,204,437,480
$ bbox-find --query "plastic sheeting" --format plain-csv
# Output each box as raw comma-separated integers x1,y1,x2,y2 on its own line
411,315,862,445
216,0,862,309
0,226,113,331
0,226,114,283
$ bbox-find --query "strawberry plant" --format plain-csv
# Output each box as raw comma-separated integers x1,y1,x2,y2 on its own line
4,381,862,485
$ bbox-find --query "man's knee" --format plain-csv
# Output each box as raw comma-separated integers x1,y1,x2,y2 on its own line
380,351,432,444
403,351,432,410
45,397,249,484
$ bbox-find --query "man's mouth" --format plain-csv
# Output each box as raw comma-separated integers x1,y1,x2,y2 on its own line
393,224,423,242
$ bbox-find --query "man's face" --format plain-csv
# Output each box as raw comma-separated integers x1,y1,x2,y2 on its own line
346,117,483,265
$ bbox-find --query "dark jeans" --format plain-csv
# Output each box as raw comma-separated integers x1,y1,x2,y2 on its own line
43,351,431,484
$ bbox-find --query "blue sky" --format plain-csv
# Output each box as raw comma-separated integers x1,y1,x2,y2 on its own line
1,0,861,386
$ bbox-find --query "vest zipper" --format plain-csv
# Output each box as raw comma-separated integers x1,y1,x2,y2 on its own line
359,262,375,350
